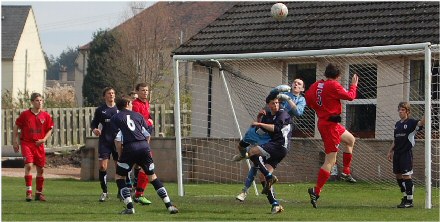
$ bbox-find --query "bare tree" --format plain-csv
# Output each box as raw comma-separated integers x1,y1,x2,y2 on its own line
115,2,175,102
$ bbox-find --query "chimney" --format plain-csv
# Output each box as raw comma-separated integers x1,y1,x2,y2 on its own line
59,65,68,82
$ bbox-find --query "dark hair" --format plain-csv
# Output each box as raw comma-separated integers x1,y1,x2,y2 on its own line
135,83,148,91
324,63,340,79
128,91,137,96
398,102,411,114
102,87,115,97
266,92,279,104
116,96,132,110
30,92,42,101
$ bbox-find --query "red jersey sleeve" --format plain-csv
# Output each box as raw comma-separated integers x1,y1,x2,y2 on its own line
44,112,54,133
334,82,357,101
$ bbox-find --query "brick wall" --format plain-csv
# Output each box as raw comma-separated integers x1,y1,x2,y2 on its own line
81,137,437,184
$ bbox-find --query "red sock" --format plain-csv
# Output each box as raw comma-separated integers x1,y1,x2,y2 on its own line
316,168,330,196
25,175,32,194
135,171,147,197
36,176,44,193
144,173,149,190
343,152,353,175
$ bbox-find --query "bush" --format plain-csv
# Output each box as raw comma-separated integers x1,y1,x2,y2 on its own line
1,84,76,109
44,83,77,108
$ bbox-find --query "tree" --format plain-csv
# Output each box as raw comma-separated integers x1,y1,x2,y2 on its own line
82,29,118,106
45,47,79,80
115,4,175,103
83,29,141,106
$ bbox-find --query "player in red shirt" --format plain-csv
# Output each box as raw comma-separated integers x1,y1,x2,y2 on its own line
130,83,154,205
304,63,359,208
13,93,54,202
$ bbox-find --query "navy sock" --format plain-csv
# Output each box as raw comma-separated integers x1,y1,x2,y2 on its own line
249,155,270,177
151,178,172,208
99,170,107,193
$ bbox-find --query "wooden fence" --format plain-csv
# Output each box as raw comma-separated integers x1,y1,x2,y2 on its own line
2,104,190,148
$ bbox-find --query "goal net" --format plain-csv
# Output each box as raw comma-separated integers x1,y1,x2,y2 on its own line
173,43,439,206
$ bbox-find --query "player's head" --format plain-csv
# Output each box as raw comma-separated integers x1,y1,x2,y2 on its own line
128,91,138,99
30,92,43,109
292,78,305,94
266,92,280,114
102,87,116,102
135,83,149,99
116,96,133,111
324,63,341,79
398,102,411,119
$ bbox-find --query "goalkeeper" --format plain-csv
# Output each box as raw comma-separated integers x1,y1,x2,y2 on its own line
242,91,292,214
233,79,306,203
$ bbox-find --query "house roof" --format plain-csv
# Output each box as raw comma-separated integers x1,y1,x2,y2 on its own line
2,5,31,59
173,1,440,55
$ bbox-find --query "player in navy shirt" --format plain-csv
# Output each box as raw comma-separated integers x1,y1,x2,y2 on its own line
90,87,119,202
111,97,178,214
246,92,292,214
387,102,425,208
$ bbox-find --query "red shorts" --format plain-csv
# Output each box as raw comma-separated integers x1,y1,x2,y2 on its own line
317,121,346,154
21,141,46,167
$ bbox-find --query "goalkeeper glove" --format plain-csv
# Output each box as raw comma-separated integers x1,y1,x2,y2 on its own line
277,93,291,101
270,84,291,93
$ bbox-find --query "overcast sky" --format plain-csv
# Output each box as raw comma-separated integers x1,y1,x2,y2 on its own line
2,1,155,57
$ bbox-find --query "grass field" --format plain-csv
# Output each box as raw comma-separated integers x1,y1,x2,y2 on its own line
1,176,439,221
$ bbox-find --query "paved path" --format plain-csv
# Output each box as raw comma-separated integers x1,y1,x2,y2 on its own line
2,166,80,179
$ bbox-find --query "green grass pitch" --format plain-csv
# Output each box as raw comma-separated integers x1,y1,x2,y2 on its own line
1,176,439,221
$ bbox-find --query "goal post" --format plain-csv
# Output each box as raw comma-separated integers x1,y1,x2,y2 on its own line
173,42,438,209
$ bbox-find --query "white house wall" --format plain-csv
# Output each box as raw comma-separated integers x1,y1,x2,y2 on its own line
190,61,284,138
12,8,46,97
1,61,13,93
190,55,425,140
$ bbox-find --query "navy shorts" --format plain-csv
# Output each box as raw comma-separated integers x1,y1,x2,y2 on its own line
98,139,118,161
393,150,413,175
259,142,287,169
116,141,155,177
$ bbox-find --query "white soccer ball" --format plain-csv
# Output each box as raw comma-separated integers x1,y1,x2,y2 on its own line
271,3,288,21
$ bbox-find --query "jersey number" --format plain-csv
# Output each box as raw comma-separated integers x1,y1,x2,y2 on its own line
126,115,135,131
316,89,323,106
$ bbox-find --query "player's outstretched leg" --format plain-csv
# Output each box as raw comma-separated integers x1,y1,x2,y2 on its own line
133,171,152,205
232,141,250,161
150,177,179,214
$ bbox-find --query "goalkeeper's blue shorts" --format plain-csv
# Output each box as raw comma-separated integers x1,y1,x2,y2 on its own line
242,126,270,148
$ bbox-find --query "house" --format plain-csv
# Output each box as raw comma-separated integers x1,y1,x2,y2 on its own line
2,5,47,100
73,1,235,106
172,1,440,140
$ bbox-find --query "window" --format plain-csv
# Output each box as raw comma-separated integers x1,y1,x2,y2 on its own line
409,60,440,138
287,63,316,137
409,60,439,100
346,64,377,138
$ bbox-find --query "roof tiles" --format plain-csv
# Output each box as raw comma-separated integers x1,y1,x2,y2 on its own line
173,1,439,55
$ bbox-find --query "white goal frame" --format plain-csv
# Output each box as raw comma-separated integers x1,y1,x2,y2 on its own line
173,42,434,209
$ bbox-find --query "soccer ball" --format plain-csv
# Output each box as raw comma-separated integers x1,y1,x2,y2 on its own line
271,3,288,21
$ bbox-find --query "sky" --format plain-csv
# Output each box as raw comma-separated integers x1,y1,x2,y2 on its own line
2,1,155,58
